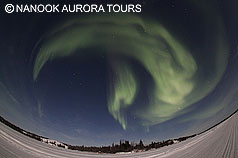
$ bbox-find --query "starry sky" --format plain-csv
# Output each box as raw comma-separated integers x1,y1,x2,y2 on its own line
0,0,238,146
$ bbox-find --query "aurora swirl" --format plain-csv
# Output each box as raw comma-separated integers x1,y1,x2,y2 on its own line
33,14,228,130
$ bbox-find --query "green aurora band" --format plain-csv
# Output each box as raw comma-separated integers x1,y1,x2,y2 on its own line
33,14,228,130
108,63,137,130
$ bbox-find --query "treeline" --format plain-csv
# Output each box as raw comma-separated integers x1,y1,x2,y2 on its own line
67,134,197,154
0,115,48,141
0,115,196,153
67,139,145,153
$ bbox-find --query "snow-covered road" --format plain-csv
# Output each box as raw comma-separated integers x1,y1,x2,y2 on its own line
0,113,237,158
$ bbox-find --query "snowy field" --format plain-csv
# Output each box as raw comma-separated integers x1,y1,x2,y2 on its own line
0,113,237,158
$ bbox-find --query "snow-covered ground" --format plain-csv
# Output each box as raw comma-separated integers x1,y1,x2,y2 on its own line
40,138,68,149
0,113,237,158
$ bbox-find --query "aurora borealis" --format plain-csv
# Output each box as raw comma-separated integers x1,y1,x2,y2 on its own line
33,13,227,130
0,0,238,146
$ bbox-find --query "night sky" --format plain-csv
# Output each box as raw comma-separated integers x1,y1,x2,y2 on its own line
0,0,238,146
